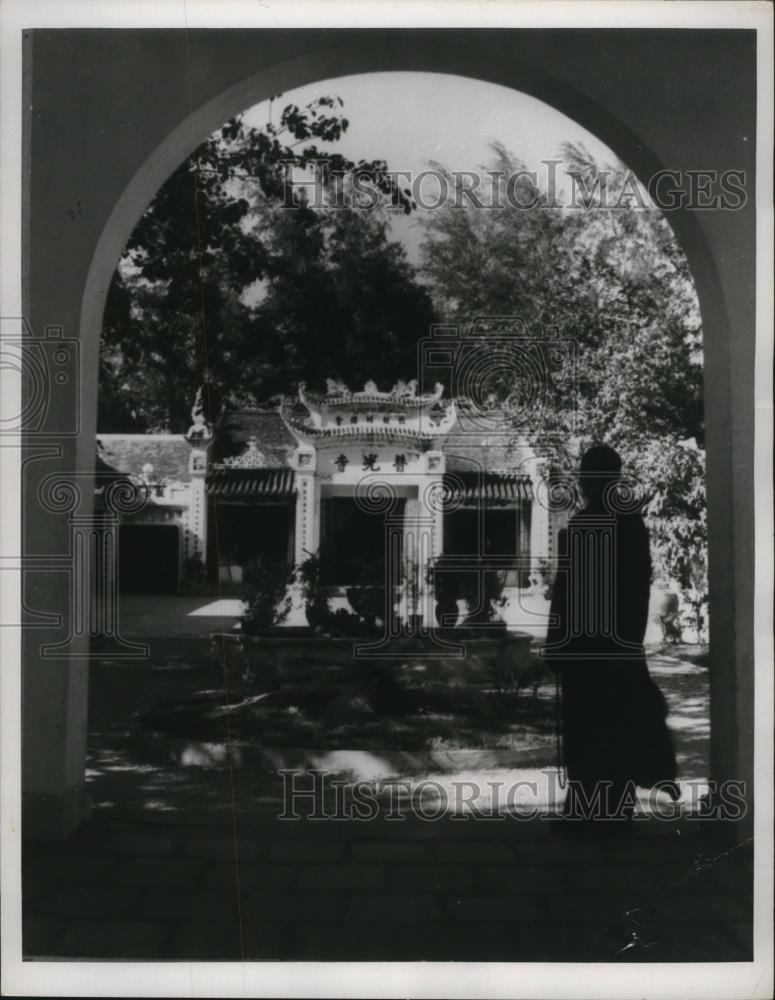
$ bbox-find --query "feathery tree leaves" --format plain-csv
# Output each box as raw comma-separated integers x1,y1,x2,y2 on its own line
420,142,706,607
98,96,427,432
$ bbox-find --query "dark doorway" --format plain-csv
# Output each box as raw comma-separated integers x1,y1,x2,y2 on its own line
443,505,531,587
118,524,180,594
320,496,405,585
212,503,295,574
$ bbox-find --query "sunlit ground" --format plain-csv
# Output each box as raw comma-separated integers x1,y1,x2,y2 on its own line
85,633,709,820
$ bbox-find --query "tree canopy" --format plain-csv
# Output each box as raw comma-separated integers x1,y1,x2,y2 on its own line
420,142,703,454
419,142,706,602
98,111,708,615
98,96,433,432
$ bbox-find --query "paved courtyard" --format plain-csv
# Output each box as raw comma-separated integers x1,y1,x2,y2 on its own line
21,597,751,963
23,809,753,962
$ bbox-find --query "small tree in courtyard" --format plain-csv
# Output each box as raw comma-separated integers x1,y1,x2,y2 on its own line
241,557,293,635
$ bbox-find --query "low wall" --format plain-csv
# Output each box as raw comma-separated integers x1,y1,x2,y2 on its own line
210,627,534,686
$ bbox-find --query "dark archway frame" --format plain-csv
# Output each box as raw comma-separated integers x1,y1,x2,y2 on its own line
22,29,756,837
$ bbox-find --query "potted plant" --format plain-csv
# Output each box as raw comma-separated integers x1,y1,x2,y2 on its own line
297,551,375,637
529,558,554,601
297,552,331,631
426,555,462,629
401,555,423,632
459,566,507,630
235,557,294,686
180,551,208,595
241,557,293,636
653,579,682,644
345,554,398,636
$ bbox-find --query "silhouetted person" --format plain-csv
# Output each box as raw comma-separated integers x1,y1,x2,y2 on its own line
545,444,679,828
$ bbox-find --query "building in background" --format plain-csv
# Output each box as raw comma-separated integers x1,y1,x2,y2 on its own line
97,381,560,620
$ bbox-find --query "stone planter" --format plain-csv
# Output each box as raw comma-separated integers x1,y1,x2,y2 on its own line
210,627,355,685
210,625,534,689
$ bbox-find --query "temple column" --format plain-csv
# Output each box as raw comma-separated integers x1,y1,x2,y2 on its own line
401,495,421,625
417,451,445,626
184,389,213,566
293,446,318,565
186,460,208,562
529,460,550,570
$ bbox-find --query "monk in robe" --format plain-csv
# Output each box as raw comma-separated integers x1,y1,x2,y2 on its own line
545,444,680,827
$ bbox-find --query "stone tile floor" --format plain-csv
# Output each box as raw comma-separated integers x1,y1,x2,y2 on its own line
22,810,753,963
20,603,735,964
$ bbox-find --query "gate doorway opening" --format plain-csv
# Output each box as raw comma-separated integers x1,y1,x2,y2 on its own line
118,524,180,594
320,496,405,587
209,501,295,590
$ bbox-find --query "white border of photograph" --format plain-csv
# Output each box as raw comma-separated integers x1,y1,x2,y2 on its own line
1,2,772,998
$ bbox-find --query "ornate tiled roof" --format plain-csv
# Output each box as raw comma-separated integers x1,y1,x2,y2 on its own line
96,435,193,482
216,437,271,469
300,379,445,409
207,468,296,499
279,417,448,444
443,471,533,506
443,415,530,475
212,409,296,467
285,380,457,443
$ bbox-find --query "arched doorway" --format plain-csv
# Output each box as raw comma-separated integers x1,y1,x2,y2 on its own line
20,29,756,838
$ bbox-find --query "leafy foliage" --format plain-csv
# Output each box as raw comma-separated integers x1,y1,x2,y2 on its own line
427,555,507,627
241,557,293,635
344,554,400,635
420,143,707,619
98,97,433,432
296,551,332,631
643,441,708,639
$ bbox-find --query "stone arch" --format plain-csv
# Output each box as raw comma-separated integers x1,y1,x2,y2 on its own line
24,30,754,836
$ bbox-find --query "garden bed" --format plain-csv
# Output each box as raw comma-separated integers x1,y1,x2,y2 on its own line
137,652,555,754
209,625,533,686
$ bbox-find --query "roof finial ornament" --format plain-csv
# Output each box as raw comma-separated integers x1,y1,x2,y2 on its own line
219,434,270,469
186,384,212,444
326,377,348,396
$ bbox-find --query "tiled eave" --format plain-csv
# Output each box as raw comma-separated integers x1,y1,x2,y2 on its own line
444,472,533,506
207,468,296,500
284,420,448,443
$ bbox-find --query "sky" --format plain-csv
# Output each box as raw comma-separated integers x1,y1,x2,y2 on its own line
241,71,624,265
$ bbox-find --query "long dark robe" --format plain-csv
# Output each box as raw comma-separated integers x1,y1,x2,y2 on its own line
545,499,677,812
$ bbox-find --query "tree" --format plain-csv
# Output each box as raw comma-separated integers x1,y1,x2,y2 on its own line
246,201,435,397
643,439,708,641
98,96,430,432
420,143,707,617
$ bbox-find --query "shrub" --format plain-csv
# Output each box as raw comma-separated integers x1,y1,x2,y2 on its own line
297,552,331,630
659,606,684,644
345,586,389,633
426,555,460,625
427,556,506,626
460,568,507,624
530,558,555,600
326,606,370,637
180,552,208,594
241,557,292,635
345,554,399,635
681,587,708,644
